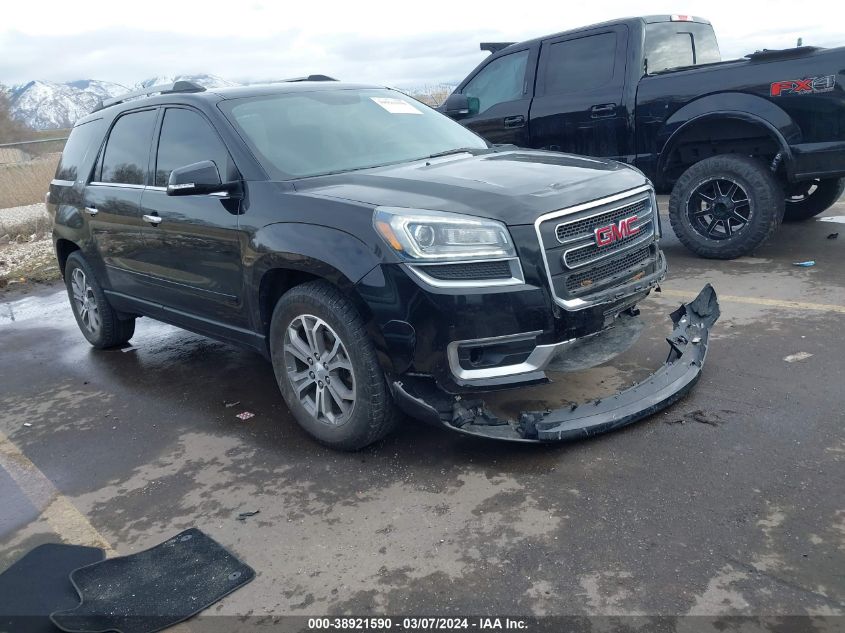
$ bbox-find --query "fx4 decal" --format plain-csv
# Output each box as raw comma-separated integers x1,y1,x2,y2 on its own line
770,75,836,97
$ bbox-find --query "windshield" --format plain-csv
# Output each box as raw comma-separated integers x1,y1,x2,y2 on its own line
221,88,489,179
644,22,721,74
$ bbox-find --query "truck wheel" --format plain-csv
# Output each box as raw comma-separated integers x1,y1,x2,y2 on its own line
783,177,845,222
64,251,135,348
269,280,399,451
668,155,783,259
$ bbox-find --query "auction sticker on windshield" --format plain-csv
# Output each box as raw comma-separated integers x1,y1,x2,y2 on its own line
371,97,422,114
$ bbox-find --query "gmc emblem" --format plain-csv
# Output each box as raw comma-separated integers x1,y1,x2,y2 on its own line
595,216,639,247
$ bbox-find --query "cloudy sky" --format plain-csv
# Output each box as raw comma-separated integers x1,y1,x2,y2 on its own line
2,0,843,89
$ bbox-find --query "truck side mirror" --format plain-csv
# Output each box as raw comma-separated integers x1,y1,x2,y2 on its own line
167,160,229,196
443,94,479,119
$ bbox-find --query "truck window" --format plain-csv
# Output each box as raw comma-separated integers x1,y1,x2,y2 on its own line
155,108,233,187
644,22,720,73
463,50,529,114
542,33,617,94
55,119,104,182
98,110,157,185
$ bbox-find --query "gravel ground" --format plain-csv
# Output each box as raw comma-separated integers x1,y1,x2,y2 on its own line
0,202,49,238
0,203,57,290
0,237,58,289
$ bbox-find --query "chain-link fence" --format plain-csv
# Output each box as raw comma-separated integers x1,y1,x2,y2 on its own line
0,137,68,209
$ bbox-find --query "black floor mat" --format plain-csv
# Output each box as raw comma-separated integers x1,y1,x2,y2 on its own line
50,528,254,633
0,543,106,633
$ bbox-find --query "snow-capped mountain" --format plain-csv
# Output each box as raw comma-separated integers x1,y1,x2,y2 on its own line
8,74,239,130
9,79,128,130
134,74,240,91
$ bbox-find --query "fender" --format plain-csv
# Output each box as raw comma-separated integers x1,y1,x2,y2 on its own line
656,92,801,184
248,222,396,373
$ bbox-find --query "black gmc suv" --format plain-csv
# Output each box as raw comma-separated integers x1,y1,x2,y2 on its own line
442,15,845,259
48,80,718,450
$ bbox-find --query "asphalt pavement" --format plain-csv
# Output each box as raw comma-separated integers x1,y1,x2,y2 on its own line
0,199,843,622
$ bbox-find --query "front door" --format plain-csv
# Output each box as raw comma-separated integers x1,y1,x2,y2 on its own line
134,106,247,327
84,108,157,295
529,27,630,159
455,47,535,147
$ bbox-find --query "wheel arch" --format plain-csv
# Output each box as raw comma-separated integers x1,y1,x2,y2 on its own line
54,238,81,278
250,223,393,371
656,93,800,188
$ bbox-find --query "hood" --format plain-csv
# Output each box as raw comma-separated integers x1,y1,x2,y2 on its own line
290,150,649,226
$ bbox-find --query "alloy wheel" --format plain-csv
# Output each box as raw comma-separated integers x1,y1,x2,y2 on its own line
71,268,101,336
686,178,752,240
283,314,356,426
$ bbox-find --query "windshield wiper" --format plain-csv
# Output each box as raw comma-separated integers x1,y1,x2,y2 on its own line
426,147,487,159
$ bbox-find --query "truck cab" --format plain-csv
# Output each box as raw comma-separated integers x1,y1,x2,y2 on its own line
442,16,845,259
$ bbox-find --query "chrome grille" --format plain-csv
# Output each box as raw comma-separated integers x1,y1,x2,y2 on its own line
557,198,655,269
535,186,662,309
556,200,649,244
565,246,652,296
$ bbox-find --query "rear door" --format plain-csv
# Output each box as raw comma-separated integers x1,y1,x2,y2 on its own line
529,26,630,158
456,47,537,146
84,108,157,294
134,106,247,327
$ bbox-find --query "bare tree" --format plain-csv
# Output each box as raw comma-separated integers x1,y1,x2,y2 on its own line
0,84,29,143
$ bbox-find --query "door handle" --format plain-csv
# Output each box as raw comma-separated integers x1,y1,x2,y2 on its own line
590,104,616,118
84,206,98,216
143,214,162,225
503,115,525,128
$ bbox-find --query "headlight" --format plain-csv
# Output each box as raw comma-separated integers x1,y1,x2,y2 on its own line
373,207,516,261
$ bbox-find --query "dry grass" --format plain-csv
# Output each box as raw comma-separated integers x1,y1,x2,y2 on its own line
0,238,59,290
0,153,59,208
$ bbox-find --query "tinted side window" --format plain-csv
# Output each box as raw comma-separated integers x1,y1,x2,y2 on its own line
644,23,721,73
99,110,157,185
543,33,617,94
56,119,105,182
155,108,233,187
463,50,529,114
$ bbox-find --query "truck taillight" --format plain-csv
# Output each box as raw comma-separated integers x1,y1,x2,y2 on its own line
671,14,694,21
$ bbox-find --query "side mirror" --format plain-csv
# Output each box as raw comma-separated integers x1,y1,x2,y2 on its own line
443,94,479,119
167,160,230,196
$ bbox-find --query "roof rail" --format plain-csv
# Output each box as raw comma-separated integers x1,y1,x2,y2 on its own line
281,74,338,82
480,42,515,54
93,80,207,112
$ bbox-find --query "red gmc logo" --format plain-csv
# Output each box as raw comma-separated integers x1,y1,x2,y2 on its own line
595,216,639,247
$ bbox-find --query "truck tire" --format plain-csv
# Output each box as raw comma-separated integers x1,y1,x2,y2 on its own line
783,177,845,222
269,280,399,451
668,155,784,259
64,251,135,348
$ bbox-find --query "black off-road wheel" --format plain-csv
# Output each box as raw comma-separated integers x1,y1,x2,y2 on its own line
783,177,845,222
64,251,135,348
269,280,399,451
669,155,784,259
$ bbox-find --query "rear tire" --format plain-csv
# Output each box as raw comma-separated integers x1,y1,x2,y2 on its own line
269,280,399,451
64,251,135,348
783,177,845,222
668,155,784,259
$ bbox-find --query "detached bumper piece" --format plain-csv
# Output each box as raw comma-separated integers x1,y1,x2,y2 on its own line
394,284,719,443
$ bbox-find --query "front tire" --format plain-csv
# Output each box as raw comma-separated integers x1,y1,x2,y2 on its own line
64,251,135,348
269,280,398,451
668,155,784,259
783,177,845,222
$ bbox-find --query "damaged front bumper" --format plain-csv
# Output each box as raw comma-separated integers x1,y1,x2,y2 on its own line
392,284,720,443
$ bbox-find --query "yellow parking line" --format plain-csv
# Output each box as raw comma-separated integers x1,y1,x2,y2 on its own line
0,431,195,631
0,429,115,556
657,289,845,314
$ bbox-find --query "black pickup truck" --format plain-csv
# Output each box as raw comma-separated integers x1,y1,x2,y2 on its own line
441,15,845,259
